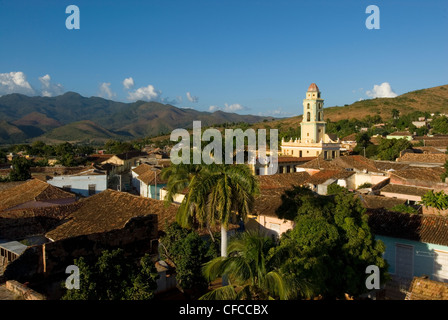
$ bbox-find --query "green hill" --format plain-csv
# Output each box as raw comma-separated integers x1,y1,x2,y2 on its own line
38,120,120,144
248,84,448,131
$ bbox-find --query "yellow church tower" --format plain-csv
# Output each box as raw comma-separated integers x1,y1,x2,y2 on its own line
281,83,341,159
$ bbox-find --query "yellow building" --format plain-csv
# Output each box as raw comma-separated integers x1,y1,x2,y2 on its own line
281,83,341,159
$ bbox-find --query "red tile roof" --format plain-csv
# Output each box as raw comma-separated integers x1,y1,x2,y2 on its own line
380,184,430,197
389,167,445,184
0,179,76,212
306,170,354,185
367,210,448,246
256,172,310,190
45,189,179,241
406,277,448,300
397,153,448,164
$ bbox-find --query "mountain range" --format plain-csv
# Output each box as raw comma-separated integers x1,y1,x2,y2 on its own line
0,92,273,144
1,84,447,145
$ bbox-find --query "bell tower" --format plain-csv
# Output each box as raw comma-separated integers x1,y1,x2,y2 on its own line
301,83,326,143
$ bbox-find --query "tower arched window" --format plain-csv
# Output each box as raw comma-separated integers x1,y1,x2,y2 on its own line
307,112,310,122
318,112,321,121
307,103,310,109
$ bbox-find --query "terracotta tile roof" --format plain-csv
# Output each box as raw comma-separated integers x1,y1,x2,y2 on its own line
358,194,406,210
300,155,380,173
137,169,168,185
380,184,431,197
413,136,448,147
413,147,445,154
132,163,153,176
332,155,380,173
256,172,310,190
0,181,26,192
388,131,413,136
406,277,448,300
30,166,90,176
252,188,287,218
389,167,445,184
299,158,343,170
0,179,76,212
367,210,448,246
397,153,448,164
45,189,179,241
341,133,357,141
306,170,354,185
373,161,410,172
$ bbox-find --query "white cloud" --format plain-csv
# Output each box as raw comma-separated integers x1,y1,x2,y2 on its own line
98,82,116,99
366,82,398,98
38,74,64,97
0,71,35,96
123,77,134,90
209,103,247,113
258,107,293,117
127,84,160,101
186,92,199,103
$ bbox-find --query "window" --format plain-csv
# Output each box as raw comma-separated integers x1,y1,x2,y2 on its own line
307,103,310,109
318,113,321,121
88,184,96,196
307,133,309,136
307,112,310,121
62,185,71,192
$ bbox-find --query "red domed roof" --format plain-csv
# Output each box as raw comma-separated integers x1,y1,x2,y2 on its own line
307,83,319,92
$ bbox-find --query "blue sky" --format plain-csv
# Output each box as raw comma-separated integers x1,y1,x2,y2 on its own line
0,0,447,117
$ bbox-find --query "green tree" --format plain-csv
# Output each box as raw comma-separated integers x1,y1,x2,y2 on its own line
272,189,388,298
200,231,306,300
9,157,32,181
159,222,217,294
441,159,448,182
376,138,412,161
391,108,400,119
421,190,448,210
432,116,448,134
164,163,259,259
104,140,136,154
275,186,315,221
62,249,159,300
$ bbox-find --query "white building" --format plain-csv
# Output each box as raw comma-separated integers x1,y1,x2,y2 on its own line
46,167,107,197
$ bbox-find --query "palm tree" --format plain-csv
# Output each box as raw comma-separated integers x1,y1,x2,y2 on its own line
199,231,309,300
162,163,259,258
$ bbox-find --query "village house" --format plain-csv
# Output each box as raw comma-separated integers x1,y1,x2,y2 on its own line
297,155,390,190
3,189,180,299
368,210,448,298
100,150,148,173
0,179,79,268
131,163,167,199
251,156,316,175
46,166,107,197
247,172,310,238
396,152,448,167
386,131,414,141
